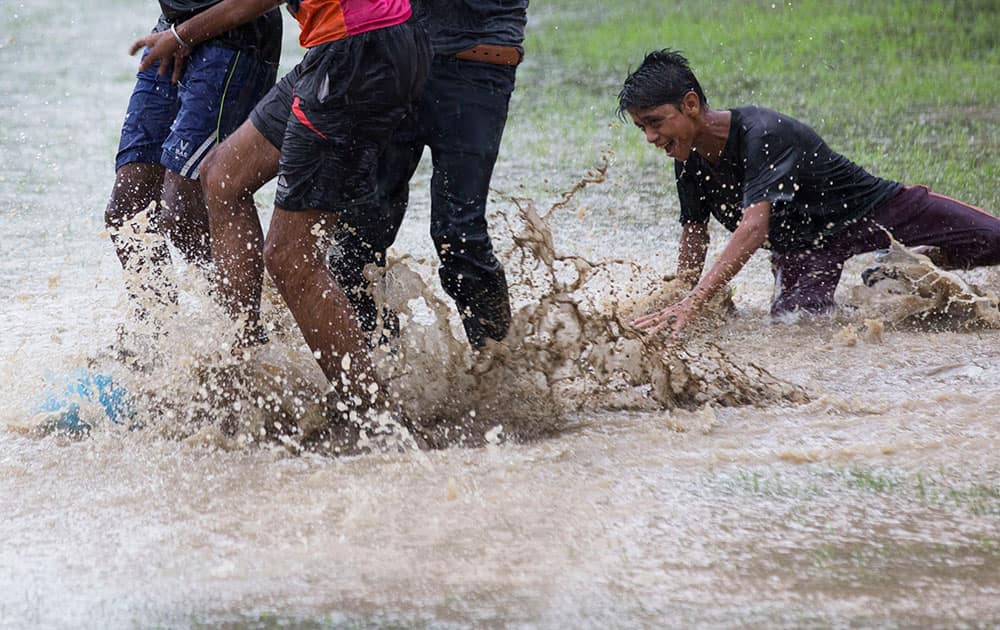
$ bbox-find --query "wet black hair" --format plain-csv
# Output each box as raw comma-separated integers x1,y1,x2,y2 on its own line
616,49,708,121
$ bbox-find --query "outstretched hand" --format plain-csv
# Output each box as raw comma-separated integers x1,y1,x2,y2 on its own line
130,30,189,84
631,297,697,339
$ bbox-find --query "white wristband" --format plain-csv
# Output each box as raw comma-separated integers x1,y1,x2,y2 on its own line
170,23,192,49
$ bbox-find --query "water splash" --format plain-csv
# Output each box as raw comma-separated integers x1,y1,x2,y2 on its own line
15,155,807,452
361,152,806,447
851,239,1000,330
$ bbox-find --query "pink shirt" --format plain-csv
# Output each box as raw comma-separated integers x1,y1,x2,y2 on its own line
291,0,412,48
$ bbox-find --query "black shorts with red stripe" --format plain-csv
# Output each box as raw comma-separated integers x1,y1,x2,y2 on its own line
261,20,430,213
249,62,299,151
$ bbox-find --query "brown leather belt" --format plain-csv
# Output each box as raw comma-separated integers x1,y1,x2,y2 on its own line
454,44,523,66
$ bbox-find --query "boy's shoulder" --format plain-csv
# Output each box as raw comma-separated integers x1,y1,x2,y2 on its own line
731,105,803,131
730,105,822,159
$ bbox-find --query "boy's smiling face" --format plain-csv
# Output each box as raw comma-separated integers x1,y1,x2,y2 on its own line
628,92,702,161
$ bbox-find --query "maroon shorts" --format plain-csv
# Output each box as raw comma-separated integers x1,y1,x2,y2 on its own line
770,185,1000,314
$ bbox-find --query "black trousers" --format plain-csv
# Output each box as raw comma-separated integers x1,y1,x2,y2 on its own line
330,55,516,348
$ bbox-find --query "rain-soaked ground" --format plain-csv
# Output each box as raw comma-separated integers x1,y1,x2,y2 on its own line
2,4,999,628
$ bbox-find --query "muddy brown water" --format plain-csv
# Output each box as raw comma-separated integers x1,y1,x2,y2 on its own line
2,5,998,628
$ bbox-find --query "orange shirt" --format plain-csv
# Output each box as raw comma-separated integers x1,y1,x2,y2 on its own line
289,0,412,48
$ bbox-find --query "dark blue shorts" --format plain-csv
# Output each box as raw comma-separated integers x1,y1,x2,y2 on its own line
115,43,278,179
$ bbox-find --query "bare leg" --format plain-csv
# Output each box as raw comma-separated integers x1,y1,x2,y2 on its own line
106,163,167,266
200,121,280,341
105,162,175,312
160,170,212,268
263,208,375,401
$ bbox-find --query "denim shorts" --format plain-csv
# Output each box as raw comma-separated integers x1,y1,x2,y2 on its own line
115,43,278,179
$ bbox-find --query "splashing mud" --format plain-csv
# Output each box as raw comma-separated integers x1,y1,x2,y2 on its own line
371,153,806,448
850,240,1000,330
21,156,806,453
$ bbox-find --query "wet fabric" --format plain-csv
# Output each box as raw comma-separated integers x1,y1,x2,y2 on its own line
677,106,902,253
249,64,302,150
287,0,412,48
274,21,432,212
155,6,283,60
329,55,516,347
115,43,279,179
770,185,1000,314
412,0,528,56
159,0,222,20
158,0,221,21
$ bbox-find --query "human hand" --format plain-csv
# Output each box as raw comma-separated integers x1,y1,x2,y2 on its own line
631,297,697,338
130,30,190,84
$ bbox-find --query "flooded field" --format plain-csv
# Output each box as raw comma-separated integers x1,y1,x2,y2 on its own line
1,3,998,628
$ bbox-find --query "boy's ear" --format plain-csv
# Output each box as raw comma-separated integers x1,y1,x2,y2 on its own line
681,90,701,115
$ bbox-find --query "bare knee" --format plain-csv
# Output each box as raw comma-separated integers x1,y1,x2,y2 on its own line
262,234,298,289
201,125,279,210
105,182,131,229
105,197,133,231
199,149,226,202
106,163,163,230
201,147,253,215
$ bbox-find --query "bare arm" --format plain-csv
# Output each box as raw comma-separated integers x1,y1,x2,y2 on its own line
683,200,770,311
677,222,709,288
634,201,771,335
130,0,281,78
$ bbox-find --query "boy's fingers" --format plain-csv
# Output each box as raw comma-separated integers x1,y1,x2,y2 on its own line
648,318,671,335
631,315,652,328
632,308,665,327
634,313,668,333
171,54,186,83
128,38,146,56
631,315,656,330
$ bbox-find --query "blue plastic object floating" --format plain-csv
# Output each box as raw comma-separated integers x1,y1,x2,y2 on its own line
35,370,134,433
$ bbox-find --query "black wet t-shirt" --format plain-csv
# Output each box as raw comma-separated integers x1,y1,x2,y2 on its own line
156,1,283,64
675,106,902,252
158,0,224,22
413,0,528,56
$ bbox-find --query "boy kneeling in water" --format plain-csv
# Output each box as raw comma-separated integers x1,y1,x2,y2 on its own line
620,50,1000,336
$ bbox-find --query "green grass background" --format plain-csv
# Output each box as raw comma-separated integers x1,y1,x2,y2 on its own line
510,0,999,212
